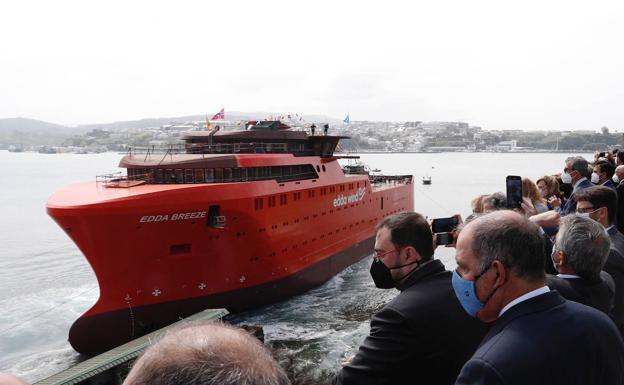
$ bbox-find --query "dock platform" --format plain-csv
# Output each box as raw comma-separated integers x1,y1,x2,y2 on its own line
34,308,228,385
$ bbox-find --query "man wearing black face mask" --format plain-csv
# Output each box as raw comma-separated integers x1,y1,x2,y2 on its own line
453,211,624,385
334,212,485,385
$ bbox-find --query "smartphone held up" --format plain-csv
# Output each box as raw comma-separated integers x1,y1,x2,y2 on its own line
431,214,462,246
506,175,523,209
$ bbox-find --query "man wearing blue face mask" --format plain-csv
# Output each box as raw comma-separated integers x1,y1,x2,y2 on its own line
335,212,485,385
453,211,624,385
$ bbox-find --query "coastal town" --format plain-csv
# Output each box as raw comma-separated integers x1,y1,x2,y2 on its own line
1,115,623,154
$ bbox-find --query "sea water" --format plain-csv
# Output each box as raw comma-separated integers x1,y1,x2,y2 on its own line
0,150,590,381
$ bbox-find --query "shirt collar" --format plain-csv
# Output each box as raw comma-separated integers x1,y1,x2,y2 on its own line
396,259,442,291
557,274,581,279
574,177,588,189
499,286,550,317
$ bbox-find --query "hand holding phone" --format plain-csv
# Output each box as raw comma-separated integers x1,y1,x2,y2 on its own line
436,232,454,246
431,215,462,233
506,175,523,209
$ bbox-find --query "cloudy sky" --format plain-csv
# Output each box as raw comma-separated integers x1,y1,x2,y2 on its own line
1,0,623,130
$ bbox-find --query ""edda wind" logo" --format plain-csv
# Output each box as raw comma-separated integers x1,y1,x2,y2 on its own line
333,187,366,208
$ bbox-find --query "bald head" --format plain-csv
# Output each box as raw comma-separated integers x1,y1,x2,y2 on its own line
615,165,624,180
124,322,289,385
0,373,28,385
463,211,545,282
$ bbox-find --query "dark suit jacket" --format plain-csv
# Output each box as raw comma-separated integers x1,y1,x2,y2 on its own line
616,183,624,233
542,234,557,275
604,247,624,335
335,260,485,385
557,178,592,216
455,291,624,385
609,226,624,257
603,179,617,190
546,272,615,315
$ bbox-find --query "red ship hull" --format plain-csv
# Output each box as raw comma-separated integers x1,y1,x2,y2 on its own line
48,155,413,355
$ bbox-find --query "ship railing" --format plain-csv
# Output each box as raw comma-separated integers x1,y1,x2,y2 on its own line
96,172,151,186
125,143,331,157
95,170,320,186
369,174,413,185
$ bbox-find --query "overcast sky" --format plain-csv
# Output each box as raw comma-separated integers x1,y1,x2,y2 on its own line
1,0,623,130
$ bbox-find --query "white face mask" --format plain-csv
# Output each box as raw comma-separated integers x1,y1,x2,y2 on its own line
614,175,620,184
561,172,572,184
591,172,600,184
551,247,560,271
577,212,591,218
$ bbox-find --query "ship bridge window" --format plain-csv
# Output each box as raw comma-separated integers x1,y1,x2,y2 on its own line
195,169,205,183
232,168,242,181
215,168,224,182
175,169,184,184
185,169,194,183
150,164,318,184
154,169,164,184
205,168,215,182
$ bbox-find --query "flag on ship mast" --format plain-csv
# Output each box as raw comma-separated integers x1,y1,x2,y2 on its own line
343,114,350,125
212,108,225,121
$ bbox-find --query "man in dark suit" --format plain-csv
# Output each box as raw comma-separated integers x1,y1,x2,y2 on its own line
546,214,615,315
593,160,617,190
615,165,624,233
453,211,624,385
554,156,592,215
575,186,624,334
576,185,624,255
335,213,485,385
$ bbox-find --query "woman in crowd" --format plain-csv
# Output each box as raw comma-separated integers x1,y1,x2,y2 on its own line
470,194,488,213
536,175,564,210
523,177,549,213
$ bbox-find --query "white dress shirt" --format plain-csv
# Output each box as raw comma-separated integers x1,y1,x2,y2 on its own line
499,286,551,317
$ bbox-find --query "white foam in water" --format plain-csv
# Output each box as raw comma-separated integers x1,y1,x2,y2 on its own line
8,347,80,384
0,284,98,382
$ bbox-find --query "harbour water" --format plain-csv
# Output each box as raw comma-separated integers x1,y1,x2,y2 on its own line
0,150,590,382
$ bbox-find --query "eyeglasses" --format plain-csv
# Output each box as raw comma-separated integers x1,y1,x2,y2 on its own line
576,206,597,214
374,248,402,259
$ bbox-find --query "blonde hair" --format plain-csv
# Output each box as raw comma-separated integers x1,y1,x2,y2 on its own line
522,177,547,205
471,194,488,213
